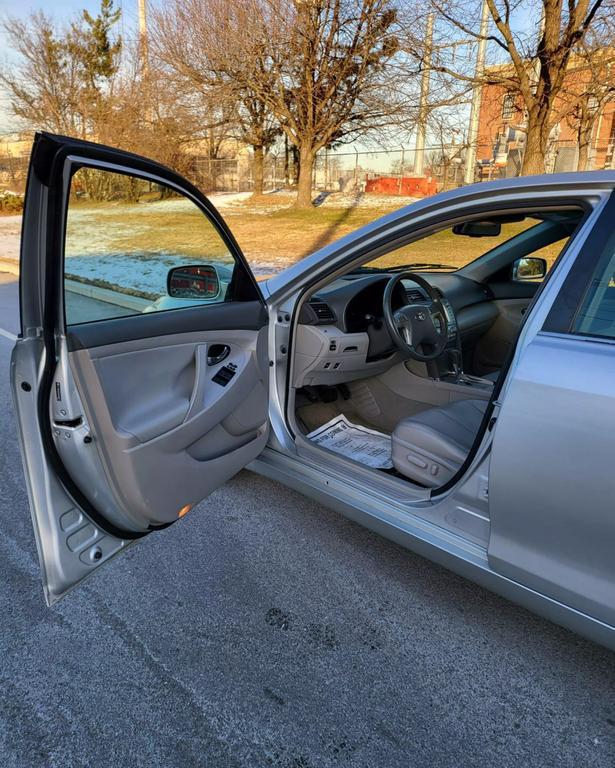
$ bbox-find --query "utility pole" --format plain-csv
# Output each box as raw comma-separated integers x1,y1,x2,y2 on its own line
463,0,489,185
138,0,149,73
414,12,434,177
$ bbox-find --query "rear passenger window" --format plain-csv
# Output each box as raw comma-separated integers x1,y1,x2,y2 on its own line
64,167,238,325
571,249,615,340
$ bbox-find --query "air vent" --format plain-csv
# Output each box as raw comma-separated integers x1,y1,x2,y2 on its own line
405,288,425,303
309,300,336,323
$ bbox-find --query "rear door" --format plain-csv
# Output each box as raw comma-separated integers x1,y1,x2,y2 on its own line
11,133,270,604
488,190,615,628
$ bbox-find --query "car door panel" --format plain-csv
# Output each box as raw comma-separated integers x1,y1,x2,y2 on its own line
12,132,270,603
62,327,269,528
66,298,266,349
487,280,540,301
472,297,531,373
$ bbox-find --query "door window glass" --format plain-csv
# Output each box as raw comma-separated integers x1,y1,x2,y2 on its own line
571,248,615,339
64,167,237,325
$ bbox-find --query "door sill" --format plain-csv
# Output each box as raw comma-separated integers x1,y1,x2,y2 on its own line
250,444,487,563
294,433,430,505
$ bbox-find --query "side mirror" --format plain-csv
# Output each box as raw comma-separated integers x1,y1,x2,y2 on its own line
512,257,547,282
452,220,502,237
167,264,220,300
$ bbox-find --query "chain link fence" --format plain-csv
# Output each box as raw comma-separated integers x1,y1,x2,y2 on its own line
3,137,615,198
152,140,615,196
190,152,287,193
0,152,29,194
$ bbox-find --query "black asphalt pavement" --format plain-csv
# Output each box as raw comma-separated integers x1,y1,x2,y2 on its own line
0,271,614,767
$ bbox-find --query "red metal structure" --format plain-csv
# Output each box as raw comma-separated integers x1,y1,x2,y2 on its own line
365,175,438,197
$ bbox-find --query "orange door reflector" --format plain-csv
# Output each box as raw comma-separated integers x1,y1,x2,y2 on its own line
178,504,193,518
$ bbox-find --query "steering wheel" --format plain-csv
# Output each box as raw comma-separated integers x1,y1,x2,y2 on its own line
383,272,449,362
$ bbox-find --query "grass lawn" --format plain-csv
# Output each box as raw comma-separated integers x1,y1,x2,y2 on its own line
66,192,568,276
65,193,410,274
227,198,406,263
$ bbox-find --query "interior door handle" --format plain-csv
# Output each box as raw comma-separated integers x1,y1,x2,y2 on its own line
184,344,232,424
184,344,209,423
207,344,230,366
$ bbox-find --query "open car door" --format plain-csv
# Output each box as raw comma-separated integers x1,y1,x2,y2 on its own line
11,133,270,604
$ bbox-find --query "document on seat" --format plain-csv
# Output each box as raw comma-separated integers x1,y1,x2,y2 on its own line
306,414,393,469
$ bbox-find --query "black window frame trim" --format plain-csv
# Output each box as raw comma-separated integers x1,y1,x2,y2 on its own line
34,131,263,341
543,190,615,335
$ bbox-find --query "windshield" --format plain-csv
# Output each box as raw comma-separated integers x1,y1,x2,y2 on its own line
358,217,544,273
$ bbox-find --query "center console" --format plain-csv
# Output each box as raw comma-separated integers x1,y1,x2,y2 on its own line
429,297,494,391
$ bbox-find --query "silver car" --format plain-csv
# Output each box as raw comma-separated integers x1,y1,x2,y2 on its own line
11,133,615,651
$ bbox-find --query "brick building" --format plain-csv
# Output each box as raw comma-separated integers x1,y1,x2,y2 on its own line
475,55,615,177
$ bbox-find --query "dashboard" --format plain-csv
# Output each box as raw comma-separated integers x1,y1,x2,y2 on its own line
294,271,499,388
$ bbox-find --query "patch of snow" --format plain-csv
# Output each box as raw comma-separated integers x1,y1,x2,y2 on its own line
317,191,419,209
66,252,193,297
207,191,253,207
0,215,22,261
65,250,283,298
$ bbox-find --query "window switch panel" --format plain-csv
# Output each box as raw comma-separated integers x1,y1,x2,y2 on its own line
212,365,236,387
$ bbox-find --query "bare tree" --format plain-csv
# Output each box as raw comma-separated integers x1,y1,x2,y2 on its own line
101,42,208,187
0,1,122,139
152,2,280,195
409,0,609,174
179,0,405,207
0,3,202,192
0,13,85,135
557,29,615,170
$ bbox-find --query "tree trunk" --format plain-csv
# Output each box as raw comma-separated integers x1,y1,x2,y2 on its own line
283,135,290,185
577,140,590,172
577,120,594,171
252,144,265,195
521,120,548,175
295,145,315,208
291,146,299,186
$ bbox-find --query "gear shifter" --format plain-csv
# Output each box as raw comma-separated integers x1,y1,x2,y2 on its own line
446,347,494,387
449,348,463,380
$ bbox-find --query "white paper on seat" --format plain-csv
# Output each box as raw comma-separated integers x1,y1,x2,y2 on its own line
306,414,393,469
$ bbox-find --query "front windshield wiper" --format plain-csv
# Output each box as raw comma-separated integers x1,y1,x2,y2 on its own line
388,262,457,272
346,266,385,273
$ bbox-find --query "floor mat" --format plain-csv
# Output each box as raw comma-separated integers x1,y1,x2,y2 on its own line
306,414,393,469
296,402,341,433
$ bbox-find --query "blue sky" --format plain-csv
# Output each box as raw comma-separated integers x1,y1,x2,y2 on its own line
0,0,147,25
0,0,540,141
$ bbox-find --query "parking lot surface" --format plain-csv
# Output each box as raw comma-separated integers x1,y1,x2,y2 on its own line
0,271,614,767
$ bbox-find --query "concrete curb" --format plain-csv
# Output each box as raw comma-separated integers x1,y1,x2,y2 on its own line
65,279,151,311
0,258,151,311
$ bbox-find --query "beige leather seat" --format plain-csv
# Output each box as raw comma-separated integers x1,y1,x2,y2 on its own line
392,399,488,487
